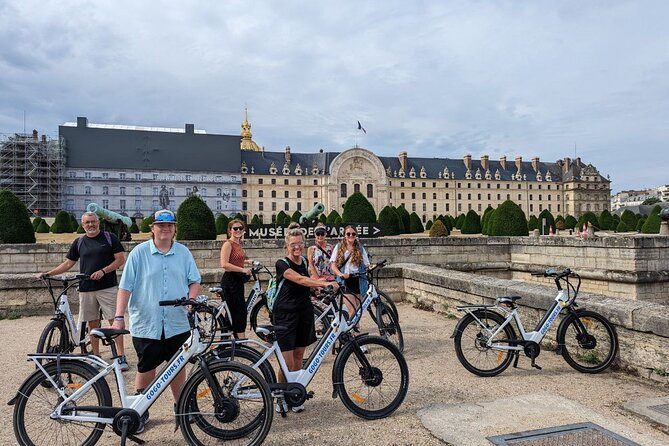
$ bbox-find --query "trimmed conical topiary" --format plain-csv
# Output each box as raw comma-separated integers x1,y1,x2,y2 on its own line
461,209,482,234
326,210,341,224
176,196,216,240
538,209,556,235
291,210,302,223
616,220,630,232
481,206,494,235
565,215,578,230
409,212,424,233
215,213,230,235
528,215,539,231
599,209,613,230
641,205,662,234
342,192,376,223
620,210,637,231
129,222,139,233
635,217,646,232
489,200,528,236
32,216,43,231
429,219,449,237
0,189,36,243
318,214,327,224
76,223,85,233
251,214,262,225
36,219,50,233
378,206,402,236
483,208,496,235
425,220,433,230
396,205,410,234
455,213,466,230
51,210,74,233
578,211,600,230
69,213,78,232
140,215,154,232
275,211,288,225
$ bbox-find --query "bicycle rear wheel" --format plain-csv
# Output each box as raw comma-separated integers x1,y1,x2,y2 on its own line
558,310,618,373
333,335,409,419
249,300,271,334
209,344,276,384
13,360,112,446
376,302,404,352
377,290,399,323
453,311,515,377
177,360,273,446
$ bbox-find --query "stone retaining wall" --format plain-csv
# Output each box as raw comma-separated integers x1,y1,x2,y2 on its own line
391,263,669,382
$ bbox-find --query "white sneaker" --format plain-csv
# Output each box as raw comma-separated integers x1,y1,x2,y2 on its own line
118,356,129,372
291,404,305,413
275,401,288,413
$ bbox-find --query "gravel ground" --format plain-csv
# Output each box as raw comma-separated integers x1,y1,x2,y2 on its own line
2,303,668,445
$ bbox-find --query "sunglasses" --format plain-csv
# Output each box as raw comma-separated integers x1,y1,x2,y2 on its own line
289,242,304,248
231,227,244,231
315,232,326,236
345,232,357,236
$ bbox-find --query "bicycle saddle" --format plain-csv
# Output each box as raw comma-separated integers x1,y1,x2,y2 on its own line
255,325,288,342
208,287,223,293
496,296,522,305
90,328,130,339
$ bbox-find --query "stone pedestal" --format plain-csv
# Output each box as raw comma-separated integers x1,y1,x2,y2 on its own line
531,229,540,237
660,222,669,236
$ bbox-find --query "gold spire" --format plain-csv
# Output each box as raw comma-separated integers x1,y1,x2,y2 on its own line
240,107,261,151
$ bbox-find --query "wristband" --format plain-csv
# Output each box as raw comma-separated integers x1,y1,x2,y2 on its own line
114,315,125,320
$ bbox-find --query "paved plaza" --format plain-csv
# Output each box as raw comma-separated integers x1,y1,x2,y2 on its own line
1,303,668,445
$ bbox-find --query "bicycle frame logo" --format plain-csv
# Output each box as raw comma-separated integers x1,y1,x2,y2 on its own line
147,354,186,400
539,290,568,335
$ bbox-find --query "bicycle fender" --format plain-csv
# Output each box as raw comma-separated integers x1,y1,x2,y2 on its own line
450,308,505,339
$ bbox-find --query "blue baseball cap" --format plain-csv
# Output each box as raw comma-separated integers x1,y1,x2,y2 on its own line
154,209,176,223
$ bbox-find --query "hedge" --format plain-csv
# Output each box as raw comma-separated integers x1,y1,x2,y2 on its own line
537,209,555,235
488,200,528,236
0,189,36,243
176,196,216,240
429,219,449,237
342,192,376,223
378,206,402,236
460,209,482,234
51,210,74,233
215,213,230,235
409,212,424,233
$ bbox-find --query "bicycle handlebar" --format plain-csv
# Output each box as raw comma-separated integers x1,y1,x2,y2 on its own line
531,268,573,278
39,273,91,282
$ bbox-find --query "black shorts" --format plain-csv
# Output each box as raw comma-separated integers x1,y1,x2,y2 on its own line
221,273,248,333
272,306,316,352
132,330,190,373
344,277,361,294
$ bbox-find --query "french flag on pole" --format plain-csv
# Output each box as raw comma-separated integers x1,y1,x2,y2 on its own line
357,120,367,134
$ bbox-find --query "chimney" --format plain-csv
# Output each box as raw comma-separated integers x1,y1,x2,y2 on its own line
575,157,582,167
563,157,571,173
500,156,507,170
463,154,472,171
531,156,540,173
515,156,523,173
185,123,194,134
481,154,489,171
398,151,408,171
41,134,47,144
32,129,38,139
285,146,291,164
76,117,88,128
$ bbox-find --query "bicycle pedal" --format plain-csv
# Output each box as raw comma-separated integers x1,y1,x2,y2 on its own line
531,362,542,370
307,391,314,399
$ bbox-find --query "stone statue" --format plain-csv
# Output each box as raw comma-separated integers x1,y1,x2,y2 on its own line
159,185,170,208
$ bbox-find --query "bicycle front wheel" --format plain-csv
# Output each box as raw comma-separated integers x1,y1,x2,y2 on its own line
177,360,273,446
13,360,112,446
377,291,399,323
333,335,409,420
36,318,71,356
376,302,404,352
453,311,515,377
558,310,618,373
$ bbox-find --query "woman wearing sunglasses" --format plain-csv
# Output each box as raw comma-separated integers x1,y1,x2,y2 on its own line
220,219,253,338
273,223,338,412
330,225,371,323
307,223,334,282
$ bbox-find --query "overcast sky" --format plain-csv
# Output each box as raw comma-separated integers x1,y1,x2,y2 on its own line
1,1,667,193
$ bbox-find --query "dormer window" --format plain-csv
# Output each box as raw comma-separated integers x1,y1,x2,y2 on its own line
409,167,416,178
485,169,492,180
393,170,397,177
294,163,302,176
545,171,552,181
313,163,320,175
420,166,427,178
465,170,472,180
398,169,405,178
241,161,248,174
282,162,290,175
269,162,277,175
438,171,442,179
536,171,543,182
494,169,501,180
475,168,482,180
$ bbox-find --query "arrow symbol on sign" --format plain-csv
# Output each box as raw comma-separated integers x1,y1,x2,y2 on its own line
373,226,381,235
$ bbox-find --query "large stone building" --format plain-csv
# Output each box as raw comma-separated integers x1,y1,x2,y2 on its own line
59,117,241,219
239,116,611,223
47,113,610,223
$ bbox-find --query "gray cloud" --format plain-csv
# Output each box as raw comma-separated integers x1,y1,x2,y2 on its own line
1,0,667,192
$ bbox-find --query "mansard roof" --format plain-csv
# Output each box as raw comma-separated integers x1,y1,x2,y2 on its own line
241,150,338,174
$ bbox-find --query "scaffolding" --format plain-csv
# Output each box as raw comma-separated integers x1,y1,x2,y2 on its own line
0,130,64,217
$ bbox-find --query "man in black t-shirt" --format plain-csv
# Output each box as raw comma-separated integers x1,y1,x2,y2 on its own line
37,212,127,369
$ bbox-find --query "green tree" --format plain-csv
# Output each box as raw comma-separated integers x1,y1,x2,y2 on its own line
635,217,646,232
32,216,43,231
641,205,662,234
251,214,262,225
378,206,403,236
140,215,154,232
409,212,424,233
275,211,288,226
396,205,410,234
620,210,637,231
281,213,292,225
461,209,482,234
612,213,620,227
76,224,85,234
455,213,466,230
326,210,341,224
35,219,50,233
69,214,78,232
290,210,302,223
428,219,449,237
176,196,217,240
481,206,494,235
537,209,556,235
489,200,528,236
642,197,661,205
215,213,230,235
334,215,343,224
318,214,327,224
342,192,376,223
616,220,631,232
527,215,539,231
483,208,496,235
578,211,600,230
233,212,246,223
0,189,36,243
129,221,139,233
564,215,578,230
425,220,433,230
599,209,613,230
51,210,74,233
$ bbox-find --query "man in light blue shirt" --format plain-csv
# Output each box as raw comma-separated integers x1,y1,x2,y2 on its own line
112,209,200,431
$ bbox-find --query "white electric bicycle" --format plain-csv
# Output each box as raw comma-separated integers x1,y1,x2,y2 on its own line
10,298,273,446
